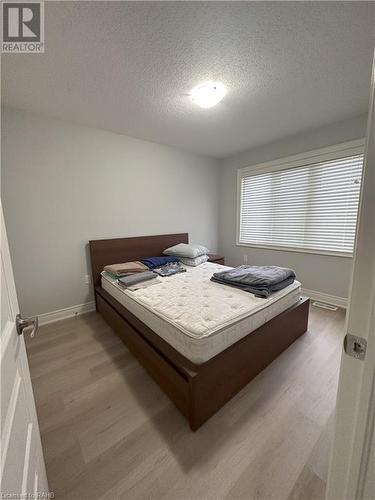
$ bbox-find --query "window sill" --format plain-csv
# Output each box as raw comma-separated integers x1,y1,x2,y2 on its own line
235,242,353,259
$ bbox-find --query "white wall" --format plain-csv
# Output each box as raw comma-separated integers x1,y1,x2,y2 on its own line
2,108,219,316
2,109,368,317
219,115,368,300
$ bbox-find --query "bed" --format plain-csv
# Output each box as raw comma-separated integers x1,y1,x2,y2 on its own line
90,233,309,430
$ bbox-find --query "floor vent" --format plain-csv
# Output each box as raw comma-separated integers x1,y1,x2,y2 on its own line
312,301,338,311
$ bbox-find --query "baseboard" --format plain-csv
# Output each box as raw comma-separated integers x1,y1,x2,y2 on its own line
38,301,96,326
301,288,347,309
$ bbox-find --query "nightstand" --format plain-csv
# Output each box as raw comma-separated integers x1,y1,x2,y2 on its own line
207,253,225,265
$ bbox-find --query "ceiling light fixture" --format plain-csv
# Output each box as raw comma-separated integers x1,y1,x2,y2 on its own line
191,81,226,108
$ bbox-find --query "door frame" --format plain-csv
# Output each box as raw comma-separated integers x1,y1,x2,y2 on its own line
326,52,375,500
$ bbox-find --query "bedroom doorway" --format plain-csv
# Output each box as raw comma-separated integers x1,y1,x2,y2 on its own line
326,51,375,500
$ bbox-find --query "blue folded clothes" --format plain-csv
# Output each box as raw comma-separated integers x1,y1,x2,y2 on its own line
141,256,179,269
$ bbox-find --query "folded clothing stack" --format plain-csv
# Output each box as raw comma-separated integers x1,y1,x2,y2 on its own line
104,261,148,278
153,262,186,277
103,261,159,291
118,271,157,289
163,243,209,267
140,256,179,269
211,265,296,298
141,256,186,277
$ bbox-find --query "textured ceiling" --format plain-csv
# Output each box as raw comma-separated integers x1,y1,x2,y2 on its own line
2,1,374,158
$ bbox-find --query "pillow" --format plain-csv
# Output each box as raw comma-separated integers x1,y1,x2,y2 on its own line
163,243,209,258
179,254,209,267
140,256,179,269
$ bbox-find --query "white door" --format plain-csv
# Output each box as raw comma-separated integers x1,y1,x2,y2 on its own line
326,53,375,499
0,202,49,497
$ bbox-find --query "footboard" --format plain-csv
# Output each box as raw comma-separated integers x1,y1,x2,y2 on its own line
189,297,310,430
96,285,309,431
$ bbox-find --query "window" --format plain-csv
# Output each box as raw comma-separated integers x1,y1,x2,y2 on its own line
237,141,364,256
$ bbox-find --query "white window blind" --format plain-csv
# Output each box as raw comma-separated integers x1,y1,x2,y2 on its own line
238,153,364,255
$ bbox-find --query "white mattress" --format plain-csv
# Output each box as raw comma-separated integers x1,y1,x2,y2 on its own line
101,262,301,364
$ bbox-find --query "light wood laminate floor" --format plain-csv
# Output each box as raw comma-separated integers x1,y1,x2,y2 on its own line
25,305,345,500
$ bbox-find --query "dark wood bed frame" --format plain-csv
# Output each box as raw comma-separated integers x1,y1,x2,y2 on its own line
89,233,309,431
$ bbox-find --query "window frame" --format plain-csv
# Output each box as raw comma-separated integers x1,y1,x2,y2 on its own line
236,139,365,258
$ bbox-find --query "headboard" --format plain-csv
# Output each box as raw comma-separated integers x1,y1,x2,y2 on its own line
89,233,189,286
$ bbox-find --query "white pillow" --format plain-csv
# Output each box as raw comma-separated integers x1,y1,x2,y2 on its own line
179,254,209,267
163,243,209,258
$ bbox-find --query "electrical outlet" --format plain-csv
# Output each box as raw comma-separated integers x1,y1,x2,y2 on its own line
84,274,90,285
243,254,248,264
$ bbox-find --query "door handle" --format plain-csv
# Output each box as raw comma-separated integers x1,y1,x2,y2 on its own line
16,314,38,338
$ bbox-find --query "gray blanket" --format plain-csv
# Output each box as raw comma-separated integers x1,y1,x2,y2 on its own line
211,265,295,298
118,271,156,288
